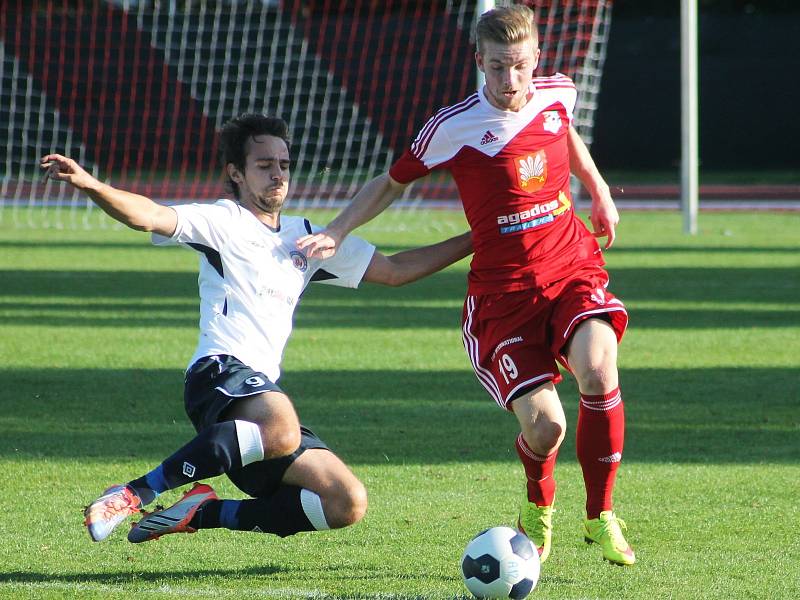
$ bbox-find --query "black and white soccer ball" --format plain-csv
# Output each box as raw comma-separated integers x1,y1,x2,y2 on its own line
460,526,540,599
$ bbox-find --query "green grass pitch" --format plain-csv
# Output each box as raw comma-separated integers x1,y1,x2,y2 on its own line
0,208,798,599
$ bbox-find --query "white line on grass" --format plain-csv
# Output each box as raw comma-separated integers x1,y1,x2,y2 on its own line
9,581,321,598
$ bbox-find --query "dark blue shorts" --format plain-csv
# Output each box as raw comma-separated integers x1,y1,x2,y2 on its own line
184,354,329,498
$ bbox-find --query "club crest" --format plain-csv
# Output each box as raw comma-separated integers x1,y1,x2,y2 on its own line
516,150,547,192
542,110,562,134
290,250,308,272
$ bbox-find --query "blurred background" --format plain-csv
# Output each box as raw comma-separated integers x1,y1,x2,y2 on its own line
1,0,797,215
593,0,800,194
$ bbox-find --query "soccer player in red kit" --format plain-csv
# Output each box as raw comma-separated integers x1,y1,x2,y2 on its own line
298,5,635,566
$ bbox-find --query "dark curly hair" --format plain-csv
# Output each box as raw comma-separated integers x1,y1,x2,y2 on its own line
218,114,291,199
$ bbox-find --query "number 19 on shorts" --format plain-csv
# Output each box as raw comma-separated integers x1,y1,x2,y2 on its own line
498,353,518,384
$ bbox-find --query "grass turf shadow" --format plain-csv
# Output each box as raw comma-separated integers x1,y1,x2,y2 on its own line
1,366,796,465
2,265,798,329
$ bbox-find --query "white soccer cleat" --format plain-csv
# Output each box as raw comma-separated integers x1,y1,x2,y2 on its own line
84,484,142,542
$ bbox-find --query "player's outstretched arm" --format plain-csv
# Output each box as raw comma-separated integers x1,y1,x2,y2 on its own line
297,172,409,259
567,126,619,248
362,231,473,287
40,153,177,236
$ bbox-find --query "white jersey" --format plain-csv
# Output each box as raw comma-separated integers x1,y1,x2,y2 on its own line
153,199,375,381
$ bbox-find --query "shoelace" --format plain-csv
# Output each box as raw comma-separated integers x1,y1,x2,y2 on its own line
599,515,628,548
523,506,554,536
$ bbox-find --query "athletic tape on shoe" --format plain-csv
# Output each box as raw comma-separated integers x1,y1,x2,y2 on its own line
234,420,265,466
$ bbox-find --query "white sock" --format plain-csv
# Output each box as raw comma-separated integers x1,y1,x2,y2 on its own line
234,420,264,466
300,489,330,531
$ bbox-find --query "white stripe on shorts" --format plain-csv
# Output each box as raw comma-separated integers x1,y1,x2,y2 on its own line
562,305,627,340
462,295,504,408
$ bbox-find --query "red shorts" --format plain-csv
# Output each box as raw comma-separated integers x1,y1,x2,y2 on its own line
461,267,628,410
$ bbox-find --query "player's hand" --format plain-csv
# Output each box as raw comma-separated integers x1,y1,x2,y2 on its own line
296,229,344,259
40,154,99,190
589,185,619,249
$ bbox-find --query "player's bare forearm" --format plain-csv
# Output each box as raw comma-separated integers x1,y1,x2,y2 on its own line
363,231,473,287
567,126,608,198
40,153,176,235
328,173,404,237
566,127,619,248
297,173,408,259
81,183,163,231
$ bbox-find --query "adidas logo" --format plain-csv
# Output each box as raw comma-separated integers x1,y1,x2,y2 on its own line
480,130,499,145
598,452,622,463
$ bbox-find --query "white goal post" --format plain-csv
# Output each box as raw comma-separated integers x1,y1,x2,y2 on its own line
681,0,699,234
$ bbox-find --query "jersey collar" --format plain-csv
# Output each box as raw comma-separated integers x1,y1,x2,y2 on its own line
478,82,538,117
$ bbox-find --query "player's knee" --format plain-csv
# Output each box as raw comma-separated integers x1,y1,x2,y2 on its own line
524,420,565,455
572,348,618,392
326,481,368,529
262,426,301,459
538,421,566,453
574,361,617,394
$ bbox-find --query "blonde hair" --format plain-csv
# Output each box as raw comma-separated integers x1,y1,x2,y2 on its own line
475,4,538,52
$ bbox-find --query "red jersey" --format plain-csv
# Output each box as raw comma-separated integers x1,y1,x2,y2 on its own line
390,74,604,295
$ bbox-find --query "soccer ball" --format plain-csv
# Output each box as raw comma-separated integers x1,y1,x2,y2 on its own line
460,526,540,599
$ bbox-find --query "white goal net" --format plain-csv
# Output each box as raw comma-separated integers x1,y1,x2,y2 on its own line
0,0,612,227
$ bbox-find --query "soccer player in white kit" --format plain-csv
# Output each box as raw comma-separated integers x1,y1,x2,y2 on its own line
41,113,472,544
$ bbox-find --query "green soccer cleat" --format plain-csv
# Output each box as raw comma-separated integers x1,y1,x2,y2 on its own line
516,502,554,563
583,510,636,565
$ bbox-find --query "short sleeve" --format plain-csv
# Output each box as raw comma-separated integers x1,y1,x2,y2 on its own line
311,234,376,289
389,149,431,184
547,73,577,122
151,200,234,248
389,101,468,183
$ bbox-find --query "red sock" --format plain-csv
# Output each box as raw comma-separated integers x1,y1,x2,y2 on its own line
576,387,625,519
515,433,557,506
